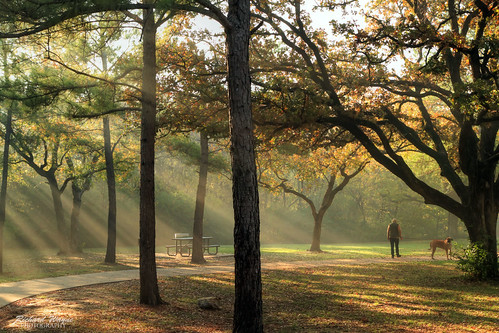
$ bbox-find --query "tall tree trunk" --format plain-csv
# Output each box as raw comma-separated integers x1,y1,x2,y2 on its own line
0,104,12,273
139,0,162,305
458,123,499,278
227,0,263,331
191,132,209,264
47,174,69,254
103,116,117,264
462,176,498,278
101,51,117,264
69,183,84,253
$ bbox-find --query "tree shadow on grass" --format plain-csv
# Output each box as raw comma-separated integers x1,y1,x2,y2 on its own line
1,262,498,332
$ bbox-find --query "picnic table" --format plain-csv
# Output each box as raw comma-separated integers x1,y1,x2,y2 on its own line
166,233,220,257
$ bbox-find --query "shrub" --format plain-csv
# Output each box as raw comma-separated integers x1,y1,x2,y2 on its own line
455,242,498,280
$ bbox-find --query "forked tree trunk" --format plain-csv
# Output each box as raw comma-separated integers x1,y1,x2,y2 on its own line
227,0,263,331
47,174,70,254
283,170,362,253
67,154,96,254
139,1,162,305
191,132,209,264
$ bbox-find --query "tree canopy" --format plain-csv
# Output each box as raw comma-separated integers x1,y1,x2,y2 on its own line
249,0,498,278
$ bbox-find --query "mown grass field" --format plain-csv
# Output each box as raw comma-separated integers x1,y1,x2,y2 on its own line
1,241,498,332
0,240,458,283
1,260,498,332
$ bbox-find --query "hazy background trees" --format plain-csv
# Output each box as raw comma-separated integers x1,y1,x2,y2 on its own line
0,147,463,249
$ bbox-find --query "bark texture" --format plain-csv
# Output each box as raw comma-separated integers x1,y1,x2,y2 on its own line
139,0,162,305
227,0,263,331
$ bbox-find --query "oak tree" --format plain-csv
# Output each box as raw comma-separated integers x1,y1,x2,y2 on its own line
259,143,367,252
252,0,498,278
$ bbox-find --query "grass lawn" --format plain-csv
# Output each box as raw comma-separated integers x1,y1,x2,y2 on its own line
1,261,498,332
258,240,449,260
2,241,497,332
0,240,469,283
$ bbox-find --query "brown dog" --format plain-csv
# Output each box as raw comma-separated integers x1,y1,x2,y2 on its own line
429,237,453,260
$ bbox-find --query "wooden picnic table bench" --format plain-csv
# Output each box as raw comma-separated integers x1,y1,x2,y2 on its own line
166,233,220,257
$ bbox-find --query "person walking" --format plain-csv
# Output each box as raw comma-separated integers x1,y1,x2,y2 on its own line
387,218,402,258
